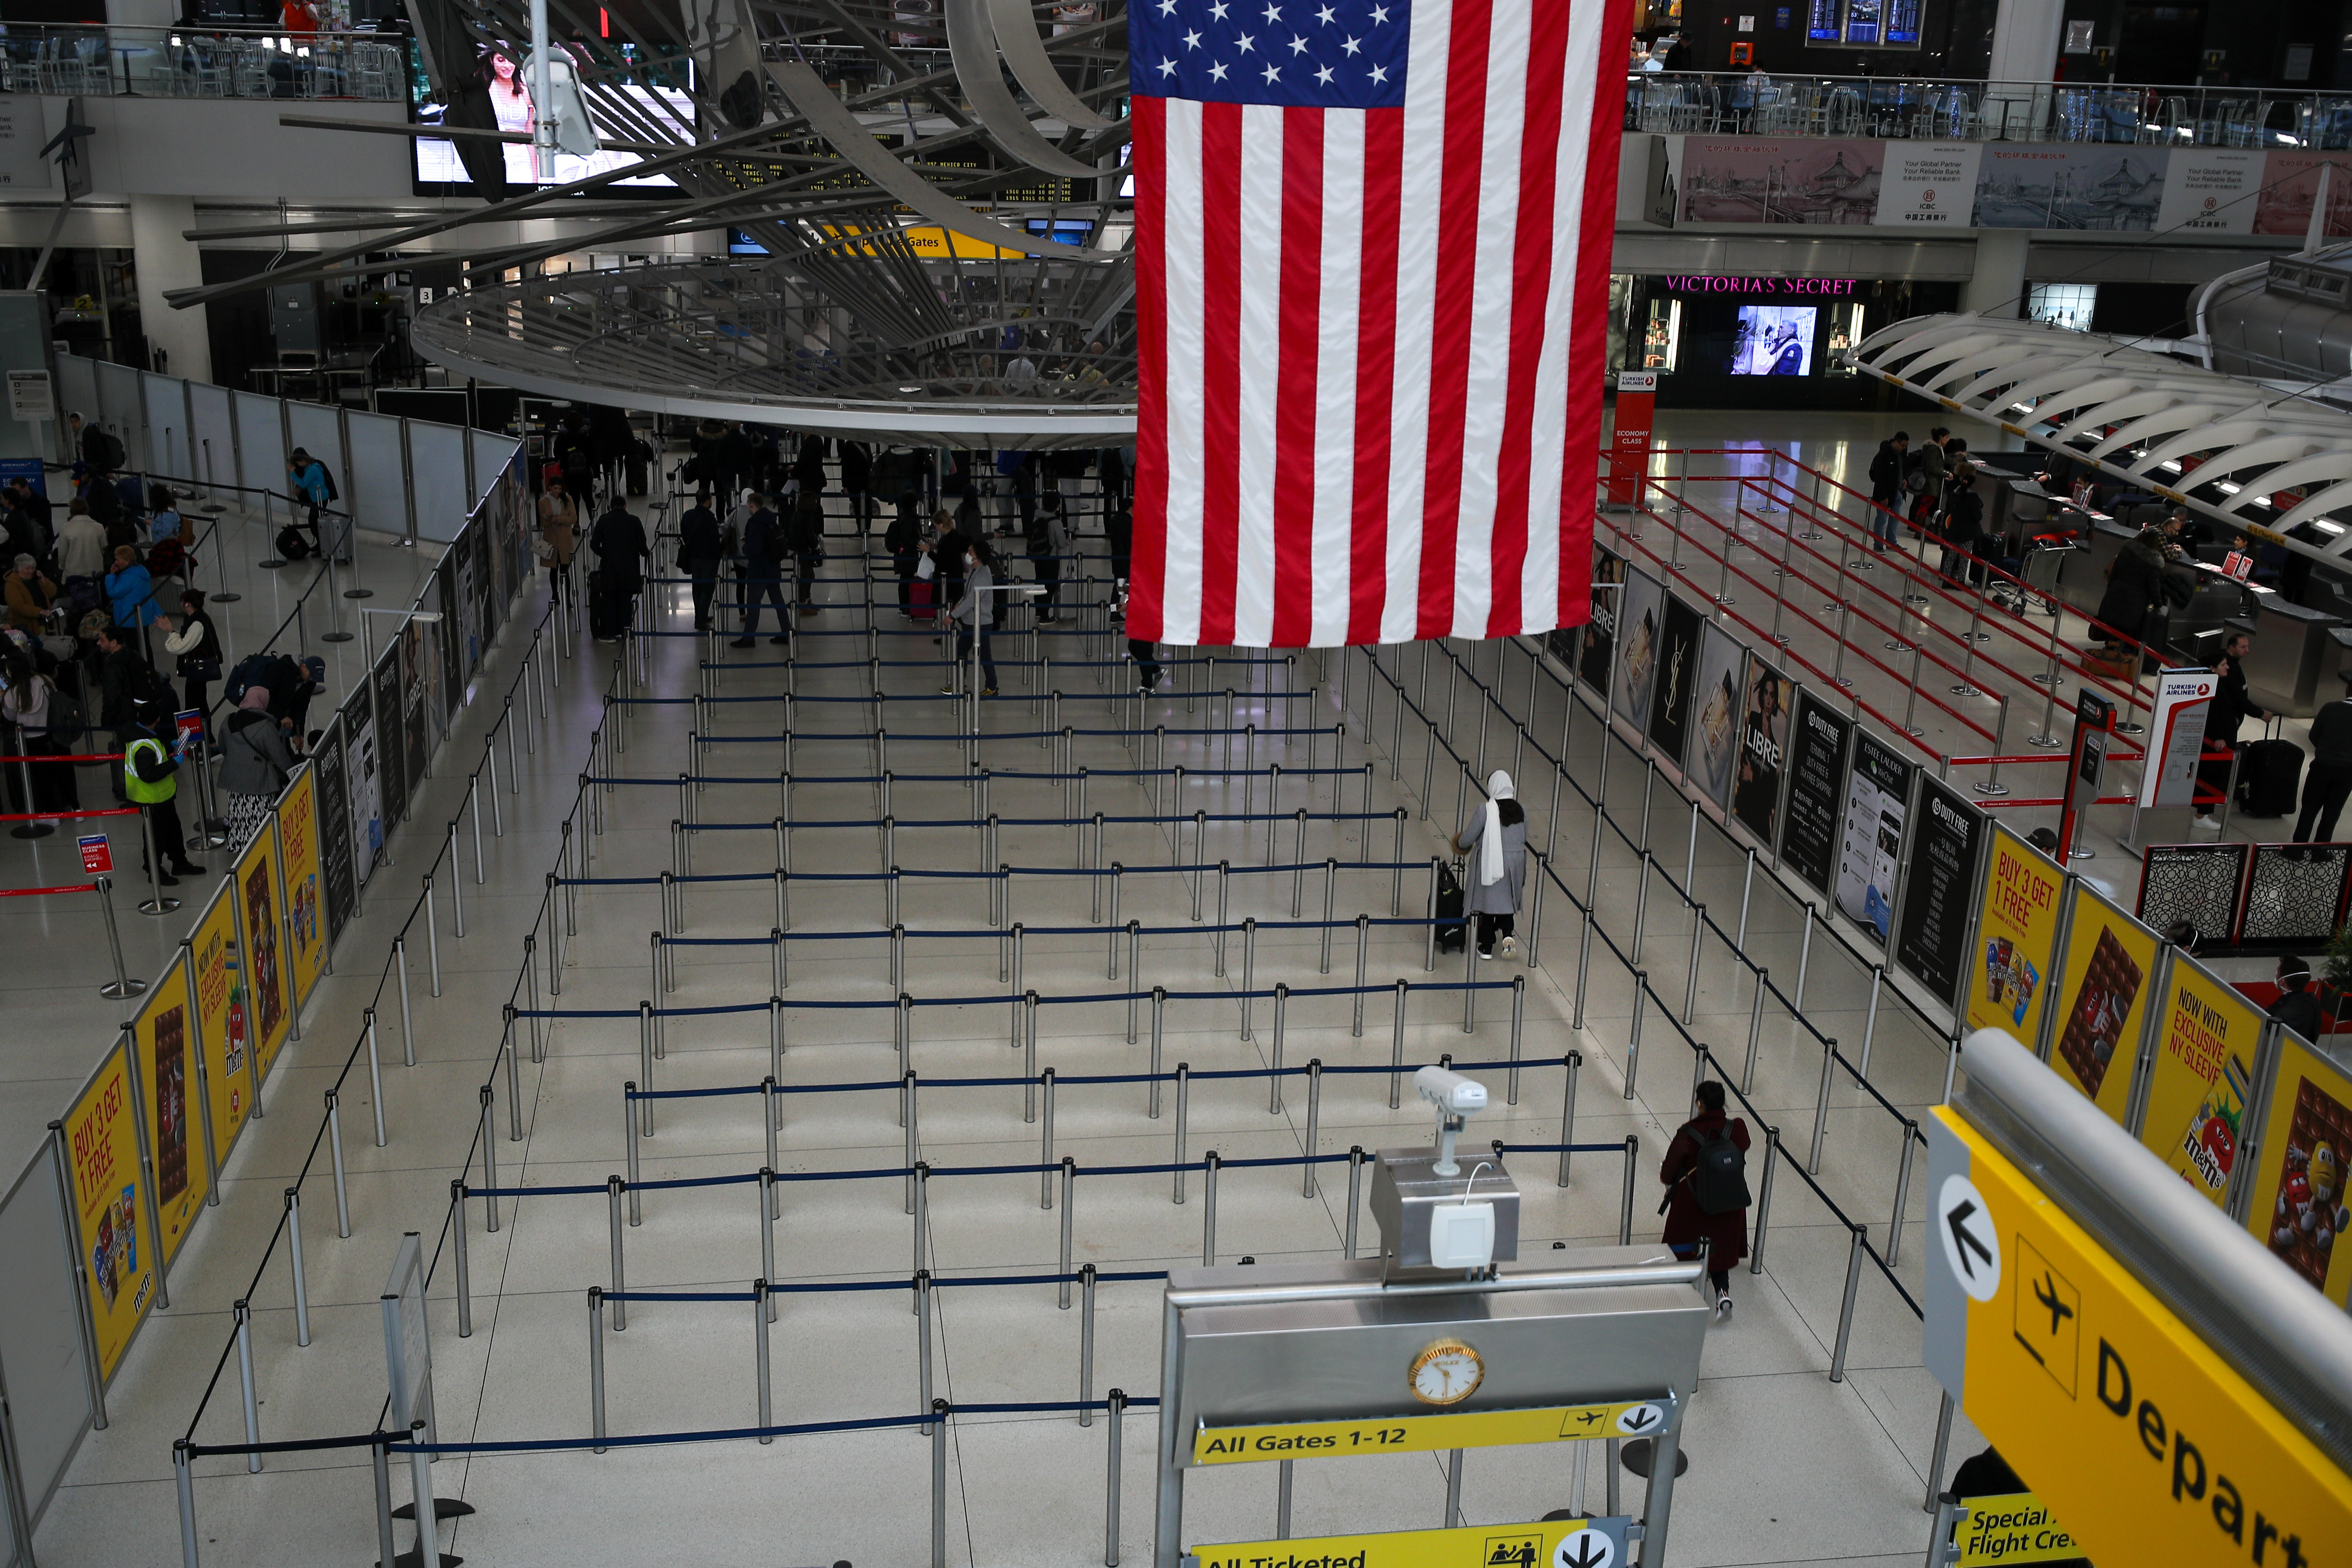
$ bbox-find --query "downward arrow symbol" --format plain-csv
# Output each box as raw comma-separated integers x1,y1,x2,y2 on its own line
1559,1536,1609,1568
1623,1407,1656,1431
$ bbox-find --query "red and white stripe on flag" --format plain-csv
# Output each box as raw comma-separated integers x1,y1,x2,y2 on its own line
1129,0,1629,648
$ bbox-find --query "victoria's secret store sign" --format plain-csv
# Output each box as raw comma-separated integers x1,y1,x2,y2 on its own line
1661,276,1860,295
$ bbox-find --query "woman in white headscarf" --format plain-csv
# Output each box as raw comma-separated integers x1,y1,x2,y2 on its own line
1451,770,1527,960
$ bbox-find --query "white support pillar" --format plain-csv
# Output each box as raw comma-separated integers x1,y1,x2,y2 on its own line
1983,0,2065,139
126,195,212,383
1964,230,2031,321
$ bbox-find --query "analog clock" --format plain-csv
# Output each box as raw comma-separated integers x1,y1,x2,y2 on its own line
1407,1337,1485,1406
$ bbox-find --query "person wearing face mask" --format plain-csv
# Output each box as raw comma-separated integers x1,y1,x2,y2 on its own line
940,536,1000,697
1450,769,1526,960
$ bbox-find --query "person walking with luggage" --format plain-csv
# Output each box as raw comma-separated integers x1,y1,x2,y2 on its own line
1907,427,1950,530
2293,670,2352,843
785,490,826,613
1450,769,1525,960
676,497,725,631
1659,1080,1750,1321
886,503,926,620
287,449,333,553
218,685,298,849
2195,631,2265,831
123,692,203,885
1866,430,1908,551
732,493,790,648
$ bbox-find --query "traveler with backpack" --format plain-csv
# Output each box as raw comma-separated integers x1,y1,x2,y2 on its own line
288,448,334,552
839,440,873,531
1450,770,1526,960
731,493,790,648
159,588,222,734
1023,498,1064,624
122,692,204,885
1906,426,1950,529
1866,430,1908,551
784,490,826,613
885,502,927,621
218,685,299,848
1659,1079,1751,1320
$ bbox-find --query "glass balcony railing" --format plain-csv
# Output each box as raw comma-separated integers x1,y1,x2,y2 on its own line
1623,72,2352,150
0,22,408,102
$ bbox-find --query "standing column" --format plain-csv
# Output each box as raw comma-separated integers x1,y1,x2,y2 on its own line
127,196,214,382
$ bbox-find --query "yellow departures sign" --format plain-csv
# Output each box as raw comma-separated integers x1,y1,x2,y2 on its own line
1932,1108,2352,1567
1192,1401,1667,1466
1193,1519,1616,1568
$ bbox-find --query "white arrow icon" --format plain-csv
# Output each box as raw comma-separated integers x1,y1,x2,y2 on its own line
1553,1527,1615,1568
1615,1403,1663,1435
1937,1174,2000,1303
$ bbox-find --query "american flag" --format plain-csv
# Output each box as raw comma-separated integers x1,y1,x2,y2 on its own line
1126,0,1626,648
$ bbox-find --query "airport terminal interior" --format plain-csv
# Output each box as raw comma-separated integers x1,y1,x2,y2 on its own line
4,0,2352,1566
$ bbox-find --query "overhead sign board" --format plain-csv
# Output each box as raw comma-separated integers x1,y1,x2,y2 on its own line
1192,1518,1631,1568
1924,1107,2352,1567
1193,1400,1670,1466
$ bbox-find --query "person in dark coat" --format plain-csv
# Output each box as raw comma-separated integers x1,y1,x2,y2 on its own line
886,502,926,620
2195,631,2265,829
2092,529,2167,660
2270,955,2322,1042
677,499,725,630
589,502,649,642
1659,1079,1750,1320
732,494,790,647
838,440,873,531
2297,669,2352,843
1866,430,1908,551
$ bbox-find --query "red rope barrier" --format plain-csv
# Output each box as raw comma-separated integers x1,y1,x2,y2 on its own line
0,807,141,822
0,752,124,763
0,882,97,898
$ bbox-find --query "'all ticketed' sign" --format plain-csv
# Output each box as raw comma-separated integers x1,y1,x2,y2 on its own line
1193,1518,1630,1568
78,834,111,874
1925,1105,2352,1565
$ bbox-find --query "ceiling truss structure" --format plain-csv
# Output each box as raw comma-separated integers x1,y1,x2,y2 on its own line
165,0,1141,438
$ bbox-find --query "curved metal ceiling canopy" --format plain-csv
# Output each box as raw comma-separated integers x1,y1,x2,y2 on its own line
411,260,1139,447
988,0,1122,131
1845,313,2352,560
945,0,1107,179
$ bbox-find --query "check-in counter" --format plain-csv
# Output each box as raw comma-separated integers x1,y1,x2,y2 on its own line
2249,595,2349,716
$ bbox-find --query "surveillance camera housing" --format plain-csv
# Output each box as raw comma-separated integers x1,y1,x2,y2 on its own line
1415,1065,1488,1117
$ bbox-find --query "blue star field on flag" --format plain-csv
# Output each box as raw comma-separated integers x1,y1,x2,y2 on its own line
1128,0,1413,109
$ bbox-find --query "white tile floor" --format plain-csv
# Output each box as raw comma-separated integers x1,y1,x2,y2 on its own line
27,460,2025,1568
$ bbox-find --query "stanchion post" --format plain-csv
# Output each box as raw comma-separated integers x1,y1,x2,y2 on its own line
1829,1221,1867,1382
1557,1051,1581,1187
1750,1127,1781,1274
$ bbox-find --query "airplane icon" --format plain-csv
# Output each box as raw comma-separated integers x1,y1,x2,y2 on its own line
2034,1273,2074,1339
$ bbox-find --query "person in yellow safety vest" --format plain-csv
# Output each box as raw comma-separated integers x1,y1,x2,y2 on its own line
123,693,204,887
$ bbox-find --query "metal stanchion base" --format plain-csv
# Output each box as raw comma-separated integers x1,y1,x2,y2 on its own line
137,896,183,915
198,502,227,515
2027,735,2064,749
258,559,286,570
210,592,241,603
1618,1438,1689,1478
1973,782,2011,797
391,1501,478,1521
1948,684,1980,698
344,588,375,600
99,977,148,999
1712,594,1735,607
10,822,55,839
1883,640,1911,652
1903,594,1928,607
1833,677,1854,688
1901,725,1924,737
375,1550,463,1568
321,631,355,643
2030,672,2059,685
2067,847,2096,861
2116,722,2146,736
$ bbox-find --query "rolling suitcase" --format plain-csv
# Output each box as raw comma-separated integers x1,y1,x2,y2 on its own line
1434,862,1468,953
908,577,936,623
2237,721,2303,818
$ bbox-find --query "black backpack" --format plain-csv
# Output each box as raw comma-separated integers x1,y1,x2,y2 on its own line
1685,1123,1751,1215
97,430,126,471
224,651,277,706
